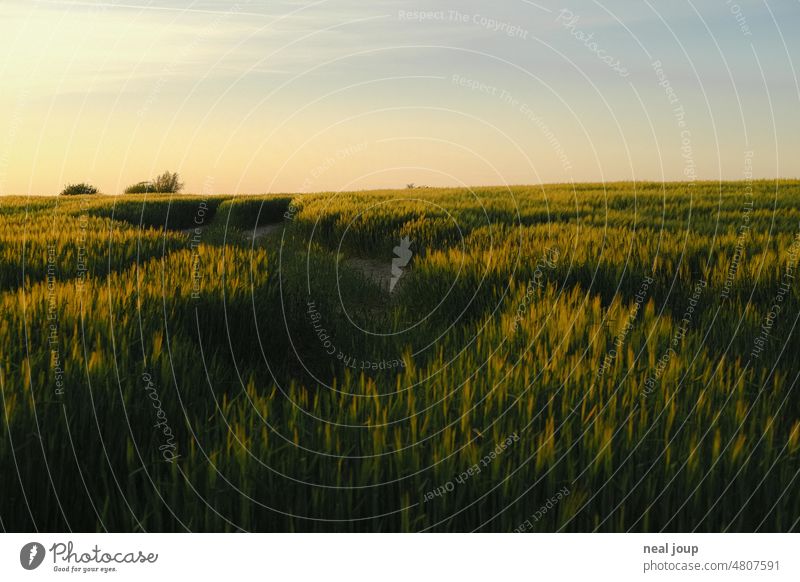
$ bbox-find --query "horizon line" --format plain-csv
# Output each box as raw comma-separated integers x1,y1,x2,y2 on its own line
3,177,799,198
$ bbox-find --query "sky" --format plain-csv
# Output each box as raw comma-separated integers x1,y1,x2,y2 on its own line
0,0,798,195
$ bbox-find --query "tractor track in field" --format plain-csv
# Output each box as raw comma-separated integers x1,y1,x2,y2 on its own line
181,221,407,295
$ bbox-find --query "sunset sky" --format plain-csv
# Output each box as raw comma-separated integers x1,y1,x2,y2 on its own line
1,0,798,195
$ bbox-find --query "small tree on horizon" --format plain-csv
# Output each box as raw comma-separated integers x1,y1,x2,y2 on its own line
124,181,155,194
152,171,184,193
124,171,184,194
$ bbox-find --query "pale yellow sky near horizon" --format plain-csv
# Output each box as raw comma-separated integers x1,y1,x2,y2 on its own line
1,0,798,196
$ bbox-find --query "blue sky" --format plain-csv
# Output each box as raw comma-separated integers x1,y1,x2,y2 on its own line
1,0,798,194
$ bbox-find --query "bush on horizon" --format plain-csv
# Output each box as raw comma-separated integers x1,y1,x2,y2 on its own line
60,183,98,196
124,181,155,194
124,171,184,194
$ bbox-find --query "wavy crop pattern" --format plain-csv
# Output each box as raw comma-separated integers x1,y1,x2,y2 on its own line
1,183,799,532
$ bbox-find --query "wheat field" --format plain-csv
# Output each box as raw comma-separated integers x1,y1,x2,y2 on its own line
1,181,799,532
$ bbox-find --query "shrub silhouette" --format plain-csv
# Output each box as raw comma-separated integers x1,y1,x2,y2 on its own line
124,181,155,194
124,172,184,194
152,171,184,193
60,183,98,196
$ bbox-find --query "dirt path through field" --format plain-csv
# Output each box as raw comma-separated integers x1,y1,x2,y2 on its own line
180,222,284,241
245,223,283,241
345,258,392,290
183,221,402,293
344,257,413,295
